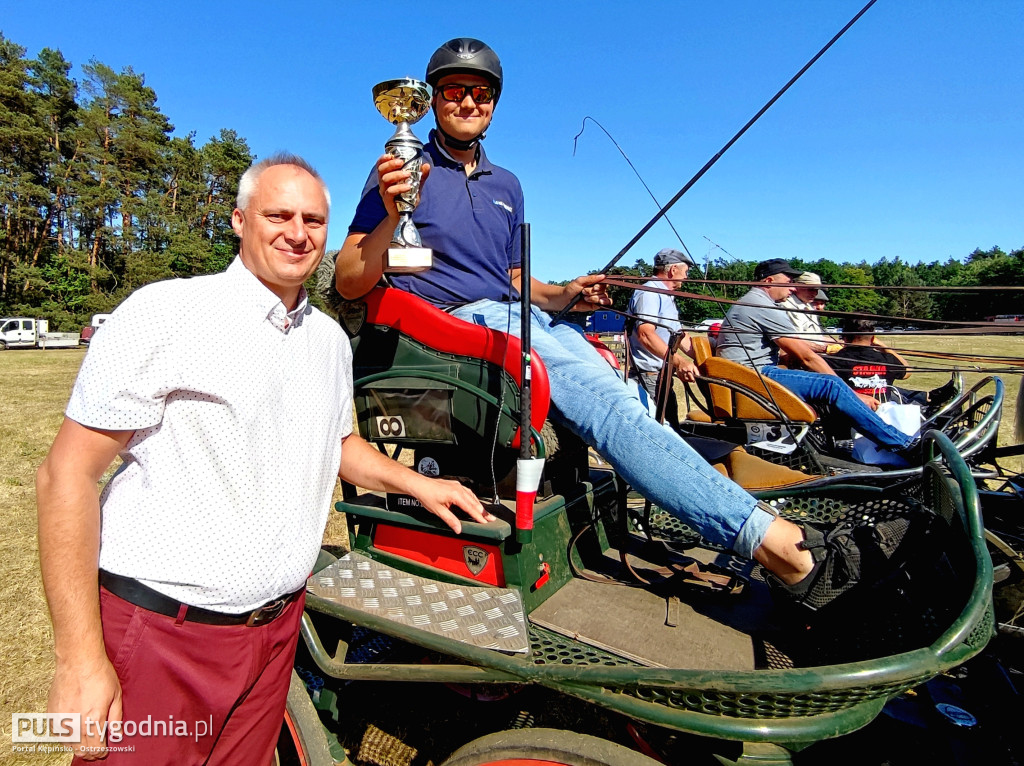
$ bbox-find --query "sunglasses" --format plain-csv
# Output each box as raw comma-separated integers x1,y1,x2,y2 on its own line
437,84,496,104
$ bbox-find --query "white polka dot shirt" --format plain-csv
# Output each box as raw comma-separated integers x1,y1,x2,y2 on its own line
67,257,353,611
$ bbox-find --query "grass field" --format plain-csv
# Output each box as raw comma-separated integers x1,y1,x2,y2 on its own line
0,348,347,765
1,336,1021,765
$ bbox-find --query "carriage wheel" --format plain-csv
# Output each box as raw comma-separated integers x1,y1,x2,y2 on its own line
440,728,662,766
274,671,335,766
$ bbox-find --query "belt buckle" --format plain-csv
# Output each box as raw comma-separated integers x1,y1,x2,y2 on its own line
246,597,288,627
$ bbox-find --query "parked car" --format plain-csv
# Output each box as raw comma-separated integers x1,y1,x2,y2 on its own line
79,313,112,345
692,318,723,332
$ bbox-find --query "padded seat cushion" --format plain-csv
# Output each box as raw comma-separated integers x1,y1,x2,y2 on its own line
709,447,820,490
700,357,816,423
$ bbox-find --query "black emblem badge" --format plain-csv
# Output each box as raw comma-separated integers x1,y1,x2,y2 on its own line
463,546,489,576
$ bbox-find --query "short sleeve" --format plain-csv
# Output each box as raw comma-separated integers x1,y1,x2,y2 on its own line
507,179,525,270
756,303,799,340
338,333,355,440
66,286,178,431
883,351,909,381
632,290,663,325
348,167,387,235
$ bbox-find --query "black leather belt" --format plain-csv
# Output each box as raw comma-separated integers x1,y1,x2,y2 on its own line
99,570,302,627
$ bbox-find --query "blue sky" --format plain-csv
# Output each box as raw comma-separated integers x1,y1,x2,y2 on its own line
2,0,1021,283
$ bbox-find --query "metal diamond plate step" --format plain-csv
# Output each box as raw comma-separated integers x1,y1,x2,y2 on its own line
307,552,528,654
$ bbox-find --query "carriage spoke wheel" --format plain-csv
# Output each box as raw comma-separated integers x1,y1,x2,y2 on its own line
440,728,662,766
274,671,334,766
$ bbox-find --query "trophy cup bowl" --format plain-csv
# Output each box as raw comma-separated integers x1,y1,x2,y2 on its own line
373,78,433,273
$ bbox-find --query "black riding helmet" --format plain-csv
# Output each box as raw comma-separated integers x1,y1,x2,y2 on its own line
426,38,503,151
426,38,503,101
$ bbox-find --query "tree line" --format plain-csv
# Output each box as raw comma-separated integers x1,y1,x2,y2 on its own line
2,33,1021,331
594,246,1024,329
0,34,253,329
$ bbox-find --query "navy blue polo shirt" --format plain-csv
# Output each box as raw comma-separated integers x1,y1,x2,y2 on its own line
348,130,525,308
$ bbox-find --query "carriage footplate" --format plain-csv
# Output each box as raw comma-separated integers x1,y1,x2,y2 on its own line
307,552,529,654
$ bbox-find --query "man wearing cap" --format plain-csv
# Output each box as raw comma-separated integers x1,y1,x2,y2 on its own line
627,248,699,423
338,40,925,618
716,259,917,451
781,272,837,353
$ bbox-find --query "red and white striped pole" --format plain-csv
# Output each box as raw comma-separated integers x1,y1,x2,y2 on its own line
516,222,542,544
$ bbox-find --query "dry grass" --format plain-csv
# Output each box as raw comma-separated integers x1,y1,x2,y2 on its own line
0,349,349,766
1,337,1021,764
885,332,1024,474
1,349,86,766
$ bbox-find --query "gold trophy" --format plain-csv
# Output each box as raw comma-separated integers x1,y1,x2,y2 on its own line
372,78,433,273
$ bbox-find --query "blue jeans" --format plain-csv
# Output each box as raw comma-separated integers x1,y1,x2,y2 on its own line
761,366,915,449
451,300,771,557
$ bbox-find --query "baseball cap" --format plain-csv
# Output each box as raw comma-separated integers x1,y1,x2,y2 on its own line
794,272,822,285
654,248,695,268
814,289,828,302
754,259,803,281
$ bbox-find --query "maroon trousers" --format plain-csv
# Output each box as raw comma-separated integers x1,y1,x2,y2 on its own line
74,586,305,765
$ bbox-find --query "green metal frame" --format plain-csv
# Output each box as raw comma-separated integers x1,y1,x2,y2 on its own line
306,431,993,757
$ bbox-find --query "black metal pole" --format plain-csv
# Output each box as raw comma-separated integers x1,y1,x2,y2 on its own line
550,0,878,326
519,222,532,462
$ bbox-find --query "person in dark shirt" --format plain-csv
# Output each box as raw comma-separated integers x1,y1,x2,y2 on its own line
827,318,958,408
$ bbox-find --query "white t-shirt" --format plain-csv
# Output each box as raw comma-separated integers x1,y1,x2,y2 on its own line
67,258,353,611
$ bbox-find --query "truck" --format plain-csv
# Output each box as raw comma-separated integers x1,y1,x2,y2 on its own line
79,313,112,345
0,317,81,349
586,309,626,334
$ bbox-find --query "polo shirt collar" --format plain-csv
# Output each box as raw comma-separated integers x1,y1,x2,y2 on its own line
427,130,494,177
225,256,310,333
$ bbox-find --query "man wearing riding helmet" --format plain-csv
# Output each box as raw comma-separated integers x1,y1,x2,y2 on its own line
337,38,922,614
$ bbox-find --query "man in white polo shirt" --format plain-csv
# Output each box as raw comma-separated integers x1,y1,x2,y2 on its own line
36,153,489,763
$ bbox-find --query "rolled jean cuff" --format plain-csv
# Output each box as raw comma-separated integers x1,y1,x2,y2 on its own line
732,501,775,559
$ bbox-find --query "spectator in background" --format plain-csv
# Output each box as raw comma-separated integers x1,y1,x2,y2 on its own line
627,247,699,424
715,258,917,451
827,318,960,409
781,272,837,353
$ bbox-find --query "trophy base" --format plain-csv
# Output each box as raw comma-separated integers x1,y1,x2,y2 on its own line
385,247,433,273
